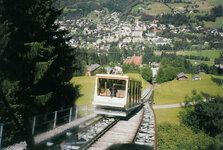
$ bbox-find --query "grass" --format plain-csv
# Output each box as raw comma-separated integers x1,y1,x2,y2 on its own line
154,74,223,105
145,2,171,16
204,17,223,28
70,76,96,106
207,0,223,6
168,3,189,8
177,50,222,59
154,50,222,60
70,73,151,106
155,50,222,67
124,73,151,90
131,4,143,13
155,108,182,125
188,59,214,66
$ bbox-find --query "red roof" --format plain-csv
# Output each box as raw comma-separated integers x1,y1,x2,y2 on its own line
123,56,142,66
152,29,163,33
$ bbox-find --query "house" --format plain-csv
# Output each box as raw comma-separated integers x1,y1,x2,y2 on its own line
151,67,159,77
177,72,188,80
105,67,113,74
114,66,123,74
86,64,101,76
215,64,223,69
123,56,143,66
192,75,201,80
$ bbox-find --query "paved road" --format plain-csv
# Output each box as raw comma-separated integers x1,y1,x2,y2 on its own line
153,103,184,109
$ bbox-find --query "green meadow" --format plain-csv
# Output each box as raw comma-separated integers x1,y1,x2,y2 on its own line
177,50,222,59
145,2,171,16
70,73,151,106
155,107,182,125
204,17,223,28
70,76,96,106
154,74,223,105
188,59,214,66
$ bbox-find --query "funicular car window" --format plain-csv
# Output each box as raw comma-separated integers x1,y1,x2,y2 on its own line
98,78,126,98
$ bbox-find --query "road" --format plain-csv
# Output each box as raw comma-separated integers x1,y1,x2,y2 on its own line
153,103,184,109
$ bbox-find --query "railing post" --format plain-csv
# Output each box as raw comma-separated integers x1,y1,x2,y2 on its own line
75,107,78,120
53,111,57,129
0,123,3,150
69,107,72,123
32,116,36,135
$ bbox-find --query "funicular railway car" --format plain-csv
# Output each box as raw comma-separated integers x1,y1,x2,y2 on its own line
92,74,142,117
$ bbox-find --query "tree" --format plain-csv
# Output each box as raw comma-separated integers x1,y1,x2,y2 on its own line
122,63,140,73
108,47,122,63
179,90,223,137
156,66,178,83
0,0,81,148
142,48,154,64
141,66,153,83
94,67,107,75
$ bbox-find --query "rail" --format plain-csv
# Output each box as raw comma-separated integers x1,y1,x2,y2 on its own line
79,118,120,150
0,104,94,149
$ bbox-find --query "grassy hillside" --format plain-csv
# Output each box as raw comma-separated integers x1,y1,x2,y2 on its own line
124,73,151,90
177,50,222,59
154,74,223,105
145,2,171,16
70,73,151,106
204,17,223,28
70,76,96,106
155,108,182,125
188,59,214,66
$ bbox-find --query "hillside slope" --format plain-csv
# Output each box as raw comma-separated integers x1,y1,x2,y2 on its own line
154,74,223,105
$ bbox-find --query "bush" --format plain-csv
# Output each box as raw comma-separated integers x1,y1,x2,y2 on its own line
158,123,222,150
94,67,107,75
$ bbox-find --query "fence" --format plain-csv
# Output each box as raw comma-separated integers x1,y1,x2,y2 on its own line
0,104,93,149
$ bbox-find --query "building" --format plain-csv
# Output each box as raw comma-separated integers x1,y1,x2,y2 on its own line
123,56,143,66
192,75,201,81
177,72,188,80
86,64,101,76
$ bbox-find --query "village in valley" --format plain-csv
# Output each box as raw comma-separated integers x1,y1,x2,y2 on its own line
56,0,223,81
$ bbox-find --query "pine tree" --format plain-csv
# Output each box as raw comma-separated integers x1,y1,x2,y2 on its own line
0,0,81,148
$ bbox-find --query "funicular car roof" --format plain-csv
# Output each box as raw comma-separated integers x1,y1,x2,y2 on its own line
96,74,141,83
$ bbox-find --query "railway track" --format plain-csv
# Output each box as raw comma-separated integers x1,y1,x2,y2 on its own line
80,104,156,150
61,117,119,150
86,107,144,150
134,103,155,147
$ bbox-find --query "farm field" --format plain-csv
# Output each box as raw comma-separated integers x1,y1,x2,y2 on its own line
154,50,222,59
155,107,182,125
154,74,223,105
188,59,214,66
154,50,222,66
70,73,151,106
176,50,222,59
204,17,223,28
131,4,143,13
145,2,171,16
